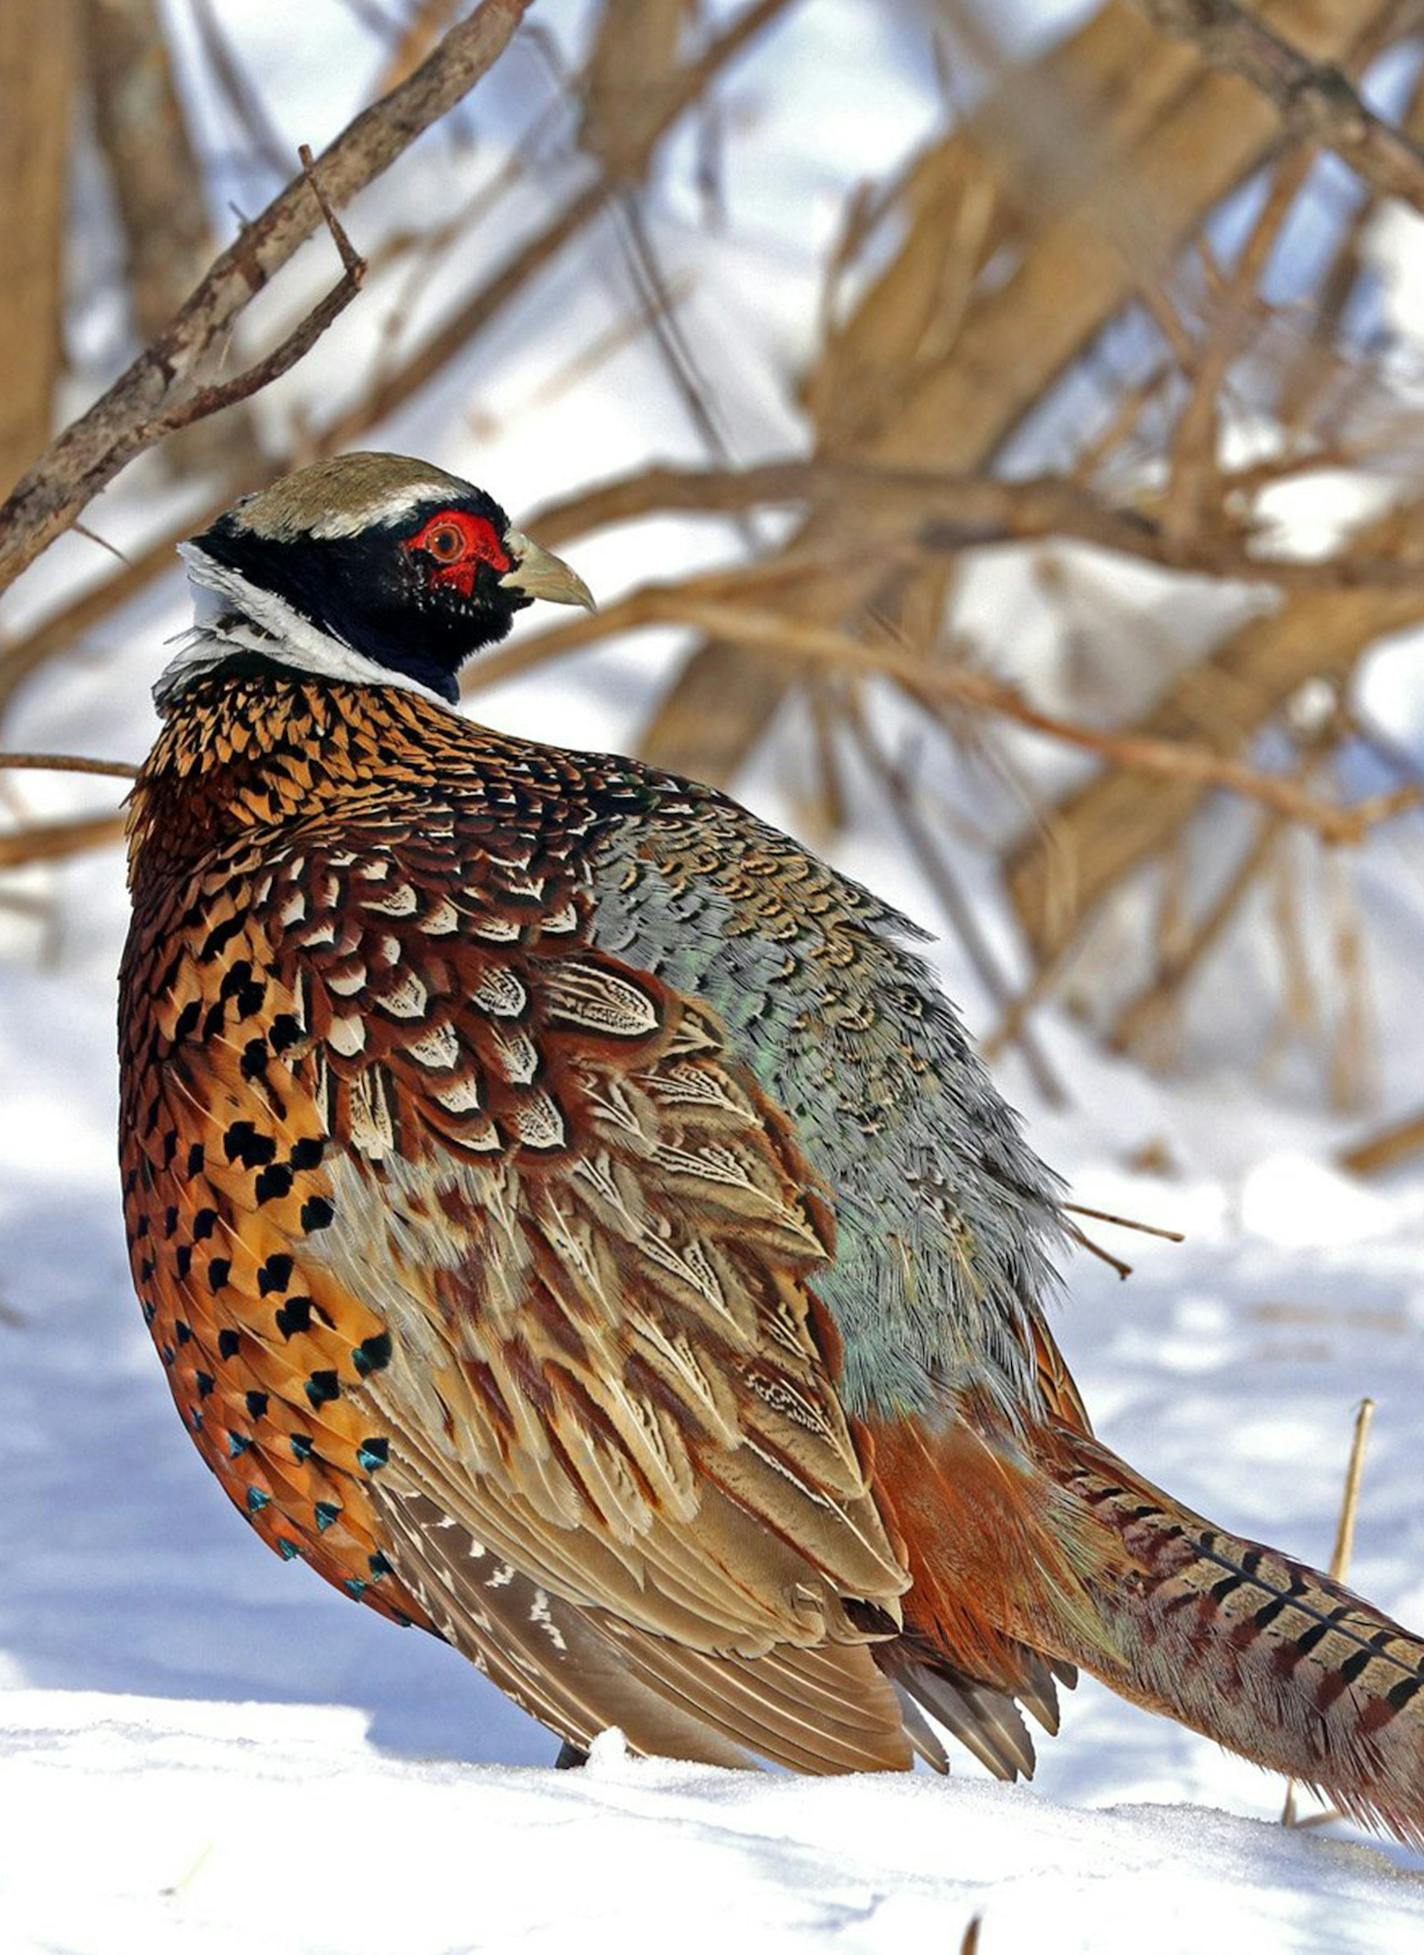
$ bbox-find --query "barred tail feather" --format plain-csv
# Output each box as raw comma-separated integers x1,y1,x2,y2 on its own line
1030,1427,1424,1848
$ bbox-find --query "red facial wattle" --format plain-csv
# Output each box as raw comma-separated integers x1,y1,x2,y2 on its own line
405,509,512,600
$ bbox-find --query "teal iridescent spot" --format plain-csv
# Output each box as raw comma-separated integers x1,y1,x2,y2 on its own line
356,1437,389,1473
278,1538,301,1561
228,1433,252,1458
290,1434,314,1463
368,1553,392,1579
246,1487,271,1514
314,1500,341,1533
344,1577,367,1600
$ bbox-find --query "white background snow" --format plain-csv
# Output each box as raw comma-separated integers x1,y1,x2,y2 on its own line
6,3,1424,1949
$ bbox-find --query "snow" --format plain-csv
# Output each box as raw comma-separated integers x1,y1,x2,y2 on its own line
8,1706,1424,1955
8,1,1424,1948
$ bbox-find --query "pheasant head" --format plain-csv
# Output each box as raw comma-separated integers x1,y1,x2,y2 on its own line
159,450,593,709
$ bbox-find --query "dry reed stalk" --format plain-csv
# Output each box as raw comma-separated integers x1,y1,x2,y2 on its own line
1260,828,1320,1087
1282,1397,1375,1830
0,2,74,500
1340,1108,1424,1178
473,589,1424,845
1109,810,1286,1055
640,0,1403,786
1326,843,1376,1113
1004,506,1424,960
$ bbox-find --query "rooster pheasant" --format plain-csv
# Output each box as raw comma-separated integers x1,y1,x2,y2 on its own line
121,452,1424,1840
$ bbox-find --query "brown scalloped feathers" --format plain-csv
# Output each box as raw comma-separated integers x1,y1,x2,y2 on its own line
121,669,1424,1841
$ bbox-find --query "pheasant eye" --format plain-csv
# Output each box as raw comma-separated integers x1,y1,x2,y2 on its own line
404,508,513,589
424,521,467,562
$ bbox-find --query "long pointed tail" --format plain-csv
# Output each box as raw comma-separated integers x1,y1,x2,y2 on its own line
1023,1425,1424,1846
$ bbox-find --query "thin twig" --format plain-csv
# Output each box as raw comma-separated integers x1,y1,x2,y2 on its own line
0,754,138,875
0,752,139,781
1062,1202,1185,1244
1062,1214,1133,1281
316,0,797,452
614,192,753,540
191,0,293,183
71,521,131,568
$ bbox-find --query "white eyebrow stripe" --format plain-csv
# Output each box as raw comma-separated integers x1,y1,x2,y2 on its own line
301,482,465,538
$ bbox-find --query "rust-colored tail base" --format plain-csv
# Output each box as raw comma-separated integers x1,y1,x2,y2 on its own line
873,1415,1424,1847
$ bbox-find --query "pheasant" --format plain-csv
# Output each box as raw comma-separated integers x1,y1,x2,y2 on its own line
121,450,1424,1839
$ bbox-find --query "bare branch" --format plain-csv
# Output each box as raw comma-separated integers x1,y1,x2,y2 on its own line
530,456,1424,590
0,811,126,871
0,752,139,781
0,0,535,596
126,146,368,449
472,588,1423,846
315,0,798,451
15,444,1422,729
1137,0,1424,216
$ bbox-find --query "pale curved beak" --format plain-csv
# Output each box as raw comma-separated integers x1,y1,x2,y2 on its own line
499,530,596,611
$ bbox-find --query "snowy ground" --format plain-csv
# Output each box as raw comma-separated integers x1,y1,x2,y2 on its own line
10,1706,1424,1955
8,1,1424,1949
